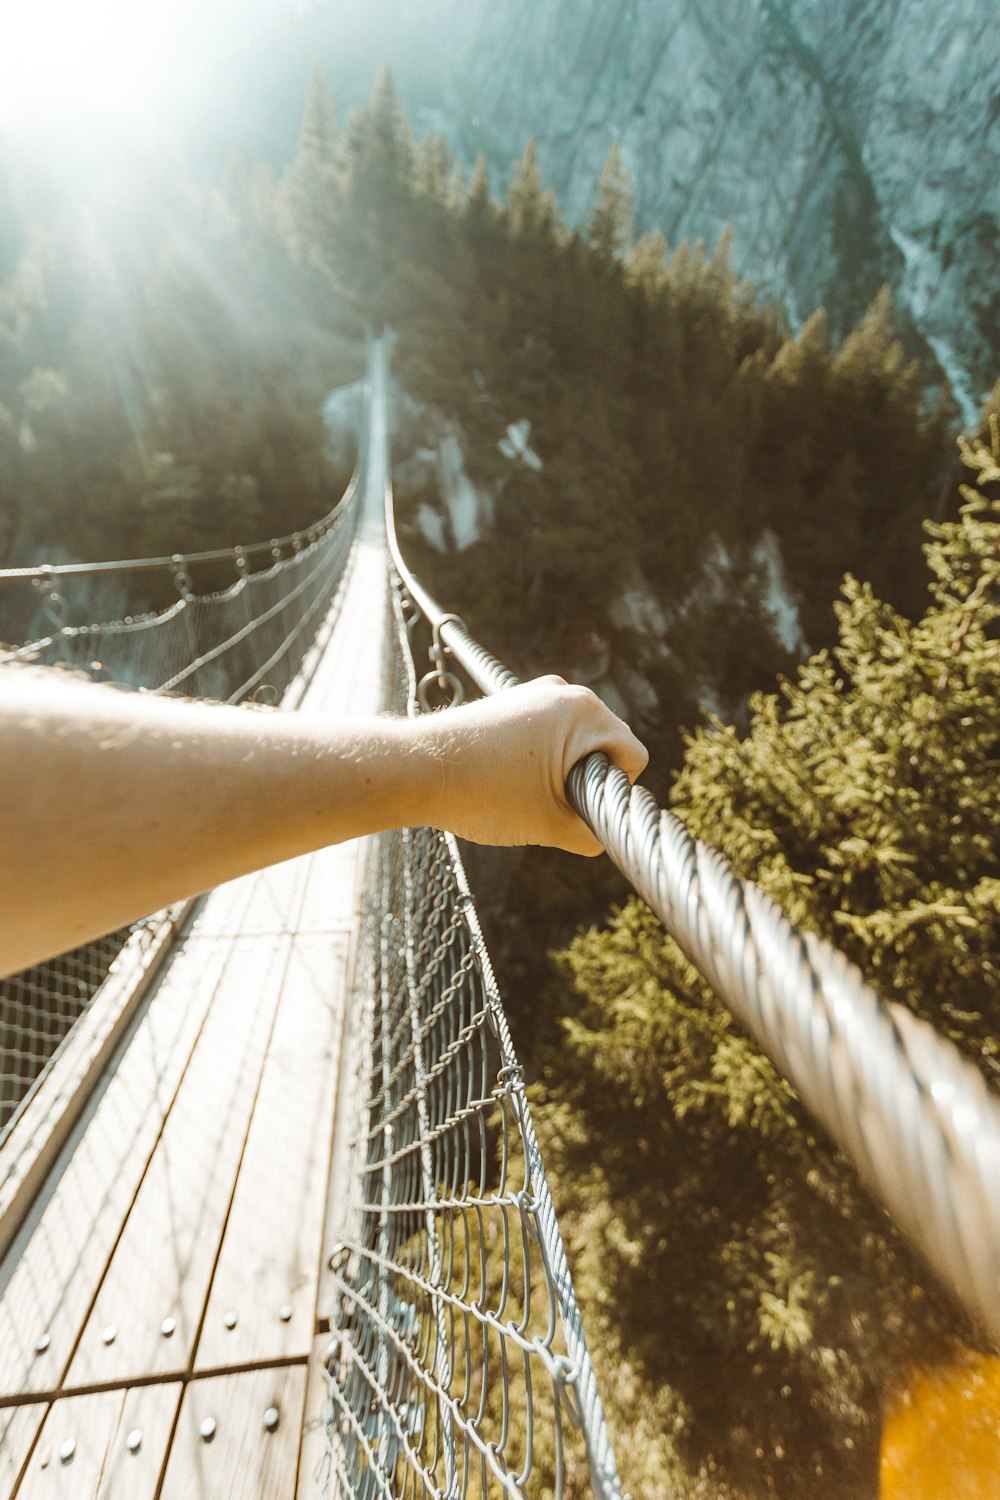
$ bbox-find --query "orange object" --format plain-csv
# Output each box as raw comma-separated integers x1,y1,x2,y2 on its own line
881,1353,1000,1499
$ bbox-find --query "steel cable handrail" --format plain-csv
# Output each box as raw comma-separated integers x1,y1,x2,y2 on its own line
0,431,366,586
385,485,1000,1351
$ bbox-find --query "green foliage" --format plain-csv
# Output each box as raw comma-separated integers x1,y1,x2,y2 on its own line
587,143,634,266
507,136,564,244
277,74,951,765
532,433,1000,1497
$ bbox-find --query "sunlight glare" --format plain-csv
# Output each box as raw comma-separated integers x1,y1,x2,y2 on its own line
0,0,178,131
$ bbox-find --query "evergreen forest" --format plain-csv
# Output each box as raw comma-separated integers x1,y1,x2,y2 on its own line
2,64,999,1499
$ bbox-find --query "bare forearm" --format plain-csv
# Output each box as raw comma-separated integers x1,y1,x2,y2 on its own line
0,667,647,977
0,674,438,973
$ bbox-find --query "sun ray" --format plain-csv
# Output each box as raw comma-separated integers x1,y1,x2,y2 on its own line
0,0,176,130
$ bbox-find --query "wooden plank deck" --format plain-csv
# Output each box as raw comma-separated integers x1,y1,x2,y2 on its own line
0,1408,46,1499
160,1365,307,1500
194,934,350,1373
15,1385,181,1499
0,469,389,1496
65,933,294,1390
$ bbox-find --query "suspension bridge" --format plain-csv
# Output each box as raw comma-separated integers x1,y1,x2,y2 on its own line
0,337,997,1499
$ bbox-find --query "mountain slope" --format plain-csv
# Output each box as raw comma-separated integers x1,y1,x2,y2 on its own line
443,0,998,424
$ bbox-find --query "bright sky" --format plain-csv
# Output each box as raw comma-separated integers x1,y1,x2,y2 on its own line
0,0,297,134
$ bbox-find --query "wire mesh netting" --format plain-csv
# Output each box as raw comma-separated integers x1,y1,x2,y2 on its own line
0,468,362,1143
2,500,359,700
322,583,622,1500
0,927,132,1133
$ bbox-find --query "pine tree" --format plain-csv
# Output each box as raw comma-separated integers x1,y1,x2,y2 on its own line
297,62,340,176
411,132,453,205
506,136,561,241
587,142,634,265
364,63,413,180
465,153,492,220
283,64,343,265
534,429,1000,1498
445,160,465,215
624,228,668,299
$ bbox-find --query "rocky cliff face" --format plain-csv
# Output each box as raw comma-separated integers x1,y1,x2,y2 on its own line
438,0,998,425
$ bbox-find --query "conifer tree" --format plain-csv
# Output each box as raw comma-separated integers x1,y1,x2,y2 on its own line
506,136,561,241
465,154,491,219
363,62,413,180
412,132,453,205
445,161,465,215
297,62,341,176
283,64,343,265
587,142,634,265
534,429,1000,1498
624,228,668,299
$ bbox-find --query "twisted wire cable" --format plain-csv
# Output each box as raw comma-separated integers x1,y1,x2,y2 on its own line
385,504,1000,1352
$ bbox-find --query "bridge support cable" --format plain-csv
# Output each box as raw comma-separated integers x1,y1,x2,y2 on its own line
0,398,368,1145
324,450,626,1497
384,461,1000,1354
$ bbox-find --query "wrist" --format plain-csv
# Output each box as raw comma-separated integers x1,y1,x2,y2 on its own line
312,712,451,838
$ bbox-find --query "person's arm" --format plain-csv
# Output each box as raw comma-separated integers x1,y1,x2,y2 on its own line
0,667,647,977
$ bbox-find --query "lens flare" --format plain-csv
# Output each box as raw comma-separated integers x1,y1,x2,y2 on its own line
0,0,175,130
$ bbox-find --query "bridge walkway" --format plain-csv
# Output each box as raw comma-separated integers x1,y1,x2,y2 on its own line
0,422,389,1498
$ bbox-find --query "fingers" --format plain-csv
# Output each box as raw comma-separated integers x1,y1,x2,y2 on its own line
417,675,647,858
593,718,648,784
554,681,649,787
524,677,648,856
558,821,605,858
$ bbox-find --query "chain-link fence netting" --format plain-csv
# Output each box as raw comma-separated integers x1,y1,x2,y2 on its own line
0,463,362,1143
322,583,622,1500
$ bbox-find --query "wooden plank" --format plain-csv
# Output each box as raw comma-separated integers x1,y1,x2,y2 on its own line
296,1333,334,1500
0,1404,47,1500
188,855,311,940
282,552,358,714
295,540,384,718
295,843,364,934
0,940,230,1400
65,935,292,1390
13,1384,180,1500
159,1365,306,1500
182,874,256,942
0,902,194,1266
195,935,349,1370
296,848,373,1500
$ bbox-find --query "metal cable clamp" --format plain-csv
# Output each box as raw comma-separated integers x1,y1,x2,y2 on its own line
417,613,467,710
